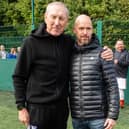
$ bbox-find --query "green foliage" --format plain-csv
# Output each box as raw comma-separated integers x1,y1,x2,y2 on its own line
0,0,129,48
1,0,129,27
102,20,129,49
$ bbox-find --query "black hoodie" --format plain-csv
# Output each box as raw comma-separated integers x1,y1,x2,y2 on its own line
12,23,74,109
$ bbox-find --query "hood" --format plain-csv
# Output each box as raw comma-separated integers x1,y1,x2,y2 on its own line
75,34,100,52
30,23,64,38
31,23,48,38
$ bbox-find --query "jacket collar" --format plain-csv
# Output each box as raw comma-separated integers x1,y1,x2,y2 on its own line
75,34,100,51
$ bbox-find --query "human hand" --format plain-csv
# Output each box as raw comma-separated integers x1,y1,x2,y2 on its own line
18,108,30,127
101,46,113,61
114,59,118,64
104,118,116,129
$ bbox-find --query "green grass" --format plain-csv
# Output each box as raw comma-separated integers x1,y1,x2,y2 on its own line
0,91,129,129
0,91,24,129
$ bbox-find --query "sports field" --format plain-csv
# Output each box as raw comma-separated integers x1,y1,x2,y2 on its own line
0,91,129,129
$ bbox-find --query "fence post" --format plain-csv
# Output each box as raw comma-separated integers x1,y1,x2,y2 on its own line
31,0,35,30
97,20,102,45
125,69,129,104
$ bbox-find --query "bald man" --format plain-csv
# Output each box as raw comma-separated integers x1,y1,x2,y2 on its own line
69,15,119,129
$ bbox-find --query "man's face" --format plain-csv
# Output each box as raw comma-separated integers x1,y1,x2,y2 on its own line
73,16,93,46
45,5,68,36
115,41,124,52
0,45,5,51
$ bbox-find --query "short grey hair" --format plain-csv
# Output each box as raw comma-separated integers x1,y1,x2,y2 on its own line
45,1,69,17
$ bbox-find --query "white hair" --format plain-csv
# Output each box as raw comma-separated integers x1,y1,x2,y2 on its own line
45,1,69,17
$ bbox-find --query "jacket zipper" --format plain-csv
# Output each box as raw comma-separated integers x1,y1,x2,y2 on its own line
79,52,84,118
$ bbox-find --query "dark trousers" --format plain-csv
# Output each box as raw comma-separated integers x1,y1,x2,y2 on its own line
27,100,69,129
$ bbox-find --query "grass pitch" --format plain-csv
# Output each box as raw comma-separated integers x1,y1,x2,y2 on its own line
0,91,129,129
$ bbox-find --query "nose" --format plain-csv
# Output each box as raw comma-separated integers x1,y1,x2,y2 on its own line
54,18,60,25
83,29,88,34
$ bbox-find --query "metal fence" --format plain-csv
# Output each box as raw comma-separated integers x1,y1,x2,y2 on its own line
0,21,129,104
101,20,129,48
0,26,25,51
0,20,129,48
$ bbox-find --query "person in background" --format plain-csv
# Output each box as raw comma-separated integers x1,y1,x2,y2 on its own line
69,14,119,129
0,45,7,59
12,1,113,129
114,39,129,108
16,46,21,58
6,47,17,59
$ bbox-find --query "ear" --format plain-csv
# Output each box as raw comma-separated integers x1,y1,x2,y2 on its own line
44,13,47,23
73,27,76,34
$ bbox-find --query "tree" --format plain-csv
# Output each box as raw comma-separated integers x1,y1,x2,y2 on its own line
1,0,129,48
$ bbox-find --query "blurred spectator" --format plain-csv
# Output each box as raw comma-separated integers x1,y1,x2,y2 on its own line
6,47,17,59
16,46,21,58
0,45,7,59
114,39,129,108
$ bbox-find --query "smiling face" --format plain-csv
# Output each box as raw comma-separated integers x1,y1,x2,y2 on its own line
44,2,69,36
73,15,93,46
115,40,125,52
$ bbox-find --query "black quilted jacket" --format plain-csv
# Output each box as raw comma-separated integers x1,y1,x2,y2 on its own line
69,34,119,120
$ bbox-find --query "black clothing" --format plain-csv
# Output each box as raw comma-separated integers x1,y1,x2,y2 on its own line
28,100,69,129
13,23,74,129
114,49,129,78
70,34,119,120
12,23,74,109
